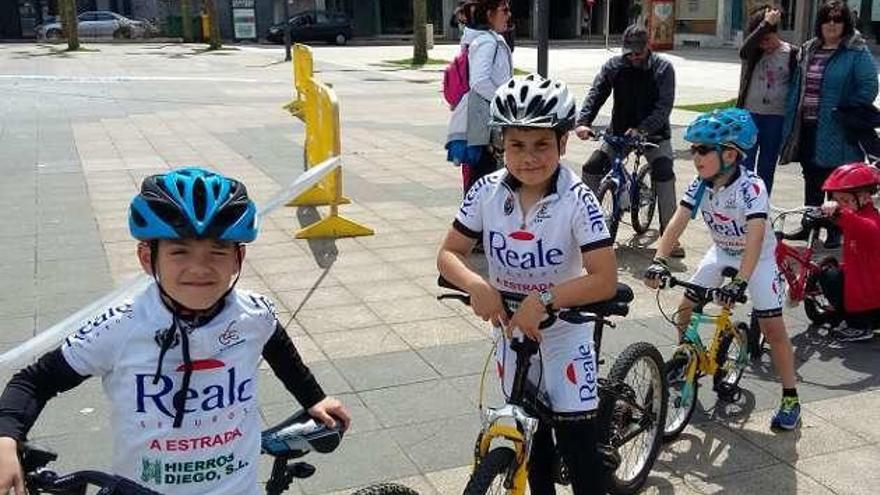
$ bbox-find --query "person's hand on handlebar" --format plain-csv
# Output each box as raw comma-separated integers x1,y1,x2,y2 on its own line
625,128,645,139
643,257,671,290
574,125,595,141
0,437,25,495
466,278,509,329
508,293,546,342
308,397,351,431
715,278,748,309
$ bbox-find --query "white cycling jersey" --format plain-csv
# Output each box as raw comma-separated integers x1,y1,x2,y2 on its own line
61,283,277,495
454,166,611,413
454,166,613,294
680,166,776,260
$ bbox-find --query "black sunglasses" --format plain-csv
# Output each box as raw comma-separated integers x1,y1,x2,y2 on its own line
822,15,844,24
690,145,717,156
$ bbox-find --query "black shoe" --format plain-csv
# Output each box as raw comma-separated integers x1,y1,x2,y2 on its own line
824,229,842,249
782,228,810,241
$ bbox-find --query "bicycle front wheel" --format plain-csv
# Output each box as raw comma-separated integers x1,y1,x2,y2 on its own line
630,163,656,235
663,352,698,442
351,483,421,495
713,323,749,400
606,342,667,495
463,447,516,495
597,181,620,242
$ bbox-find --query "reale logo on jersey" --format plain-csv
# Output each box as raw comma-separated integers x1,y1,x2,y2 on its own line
565,344,597,403
487,231,564,269
136,360,254,419
702,211,747,238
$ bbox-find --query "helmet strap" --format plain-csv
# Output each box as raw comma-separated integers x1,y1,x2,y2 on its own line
710,146,737,183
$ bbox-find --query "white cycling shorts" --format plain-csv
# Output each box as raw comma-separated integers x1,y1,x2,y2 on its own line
689,245,784,317
493,320,599,413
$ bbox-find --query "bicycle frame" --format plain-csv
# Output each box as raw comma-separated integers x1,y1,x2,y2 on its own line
771,208,823,305
599,135,646,215
677,308,741,405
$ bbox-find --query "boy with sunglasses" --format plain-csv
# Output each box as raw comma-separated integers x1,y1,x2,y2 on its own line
643,108,801,431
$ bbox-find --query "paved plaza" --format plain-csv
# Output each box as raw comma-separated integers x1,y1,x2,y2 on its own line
1,41,879,495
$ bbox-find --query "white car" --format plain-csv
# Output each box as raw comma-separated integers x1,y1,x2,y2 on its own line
36,11,153,40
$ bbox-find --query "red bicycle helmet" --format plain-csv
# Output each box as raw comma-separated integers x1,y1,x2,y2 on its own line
822,162,880,192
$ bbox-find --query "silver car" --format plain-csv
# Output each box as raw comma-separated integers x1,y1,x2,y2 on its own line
36,11,152,40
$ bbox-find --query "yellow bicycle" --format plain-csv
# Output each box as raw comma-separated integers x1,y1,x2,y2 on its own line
657,268,750,442
438,278,667,495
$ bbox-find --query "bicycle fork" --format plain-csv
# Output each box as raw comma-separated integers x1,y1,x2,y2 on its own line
473,405,539,494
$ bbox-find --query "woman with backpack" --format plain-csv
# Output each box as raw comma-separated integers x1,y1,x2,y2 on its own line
445,0,513,201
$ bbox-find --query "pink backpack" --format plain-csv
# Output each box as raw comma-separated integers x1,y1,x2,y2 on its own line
443,44,470,109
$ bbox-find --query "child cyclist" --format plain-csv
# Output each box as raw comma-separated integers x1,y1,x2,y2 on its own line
437,74,618,494
0,167,350,494
643,108,802,430
817,162,880,341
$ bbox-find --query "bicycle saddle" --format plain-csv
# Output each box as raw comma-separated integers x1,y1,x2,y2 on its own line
574,283,633,317
19,443,58,473
261,410,343,458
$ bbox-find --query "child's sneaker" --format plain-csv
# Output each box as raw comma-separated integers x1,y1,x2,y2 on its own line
831,323,874,342
771,396,801,430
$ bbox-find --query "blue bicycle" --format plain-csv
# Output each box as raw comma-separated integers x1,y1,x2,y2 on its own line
588,132,659,242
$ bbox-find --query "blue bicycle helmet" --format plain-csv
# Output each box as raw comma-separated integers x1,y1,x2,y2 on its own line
684,107,758,152
129,167,258,243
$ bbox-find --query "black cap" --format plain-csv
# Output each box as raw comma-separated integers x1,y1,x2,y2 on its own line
622,24,649,55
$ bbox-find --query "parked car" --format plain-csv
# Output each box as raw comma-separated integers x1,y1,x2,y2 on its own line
36,11,152,40
267,10,352,45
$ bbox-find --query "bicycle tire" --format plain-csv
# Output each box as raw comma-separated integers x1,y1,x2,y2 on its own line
597,181,620,242
803,273,841,326
713,323,748,396
606,342,667,495
630,162,656,235
462,447,516,495
351,483,421,495
663,353,698,443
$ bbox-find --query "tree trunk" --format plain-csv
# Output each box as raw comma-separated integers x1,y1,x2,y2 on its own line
205,0,222,50
412,0,428,65
181,0,193,42
59,0,79,51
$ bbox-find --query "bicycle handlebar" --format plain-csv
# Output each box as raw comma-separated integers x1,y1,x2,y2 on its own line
659,275,747,305
589,130,660,152
27,469,164,494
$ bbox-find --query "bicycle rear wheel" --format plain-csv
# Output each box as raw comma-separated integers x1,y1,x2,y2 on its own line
351,483,421,495
663,352,698,442
804,271,841,326
597,181,620,242
630,163,656,235
462,447,516,495
606,342,667,495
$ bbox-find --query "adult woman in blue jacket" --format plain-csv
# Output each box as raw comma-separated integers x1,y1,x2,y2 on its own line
779,0,878,247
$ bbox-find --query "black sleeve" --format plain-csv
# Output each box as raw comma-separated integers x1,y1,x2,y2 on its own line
576,58,617,126
262,323,326,409
0,349,89,441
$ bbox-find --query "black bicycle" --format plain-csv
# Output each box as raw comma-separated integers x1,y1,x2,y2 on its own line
437,277,667,495
21,410,418,495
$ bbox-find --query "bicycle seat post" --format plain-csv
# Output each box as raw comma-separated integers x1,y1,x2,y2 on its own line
508,338,539,406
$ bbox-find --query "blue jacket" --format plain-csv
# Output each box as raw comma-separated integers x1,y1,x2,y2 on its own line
780,33,878,168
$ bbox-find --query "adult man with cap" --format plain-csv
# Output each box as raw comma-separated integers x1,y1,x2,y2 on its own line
575,24,683,257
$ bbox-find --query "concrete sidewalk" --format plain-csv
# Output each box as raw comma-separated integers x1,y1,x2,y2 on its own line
1,42,878,495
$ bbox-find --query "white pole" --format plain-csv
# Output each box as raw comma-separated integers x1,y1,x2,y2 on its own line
604,0,610,49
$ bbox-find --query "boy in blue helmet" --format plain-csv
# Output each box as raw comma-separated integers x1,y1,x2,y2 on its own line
643,108,801,430
0,167,350,494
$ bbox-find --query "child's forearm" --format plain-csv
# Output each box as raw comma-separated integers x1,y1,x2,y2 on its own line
655,207,690,259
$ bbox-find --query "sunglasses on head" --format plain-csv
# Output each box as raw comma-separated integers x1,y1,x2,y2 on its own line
690,145,718,156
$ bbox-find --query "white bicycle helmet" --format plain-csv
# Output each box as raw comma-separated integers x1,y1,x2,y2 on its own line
490,74,576,132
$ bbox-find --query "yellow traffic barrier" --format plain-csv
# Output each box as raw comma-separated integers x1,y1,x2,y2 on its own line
285,43,373,239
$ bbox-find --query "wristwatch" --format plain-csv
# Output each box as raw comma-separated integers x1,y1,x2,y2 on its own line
537,290,555,312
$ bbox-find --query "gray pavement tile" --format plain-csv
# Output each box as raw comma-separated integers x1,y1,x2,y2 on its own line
295,429,420,495
335,350,439,391
795,445,880,495
0,297,35,319
687,461,835,495
657,421,778,481
258,362,351,408
806,389,880,443
30,378,113,439
387,413,481,473
416,341,494,378
367,295,457,325
445,373,506,409
294,304,384,335
25,429,116,475
0,316,35,343
359,380,473,429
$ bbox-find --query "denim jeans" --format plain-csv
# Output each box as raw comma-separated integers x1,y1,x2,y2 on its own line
743,113,785,196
